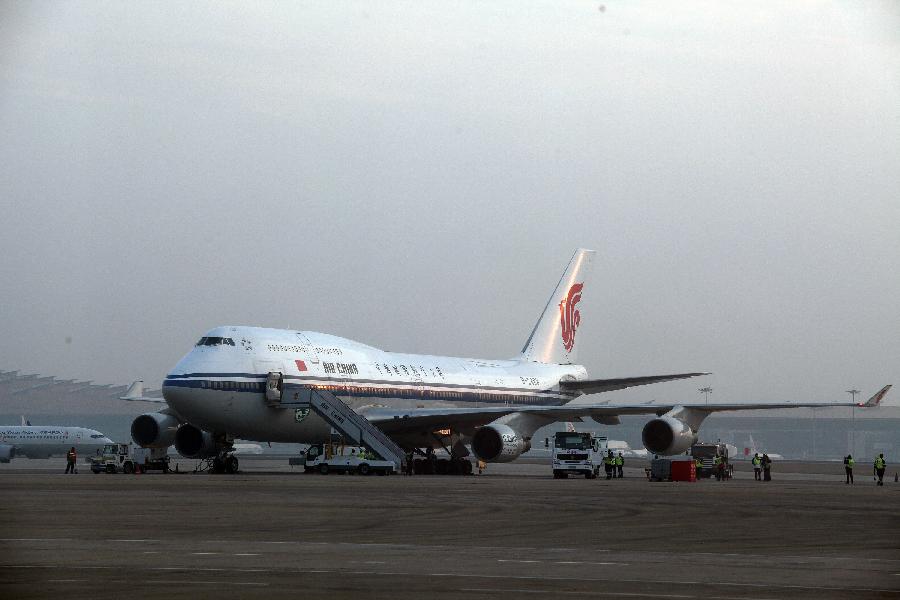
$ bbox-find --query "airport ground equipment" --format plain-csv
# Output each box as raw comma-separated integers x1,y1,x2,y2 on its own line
690,442,732,479
301,443,395,475
551,431,607,479
90,442,170,474
266,375,406,471
648,457,696,481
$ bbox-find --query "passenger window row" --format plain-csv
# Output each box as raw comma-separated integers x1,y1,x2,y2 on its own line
202,380,264,391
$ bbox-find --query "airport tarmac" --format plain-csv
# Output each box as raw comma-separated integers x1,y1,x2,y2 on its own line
2,458,899,600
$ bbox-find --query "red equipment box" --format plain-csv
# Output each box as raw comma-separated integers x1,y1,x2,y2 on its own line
670,458,696,482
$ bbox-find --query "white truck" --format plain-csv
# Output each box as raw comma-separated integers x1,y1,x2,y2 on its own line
552,431,607,479
90,442,170,474
301,443,396,475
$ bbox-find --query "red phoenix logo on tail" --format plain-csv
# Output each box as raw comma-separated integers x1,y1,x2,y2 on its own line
559,282,584,353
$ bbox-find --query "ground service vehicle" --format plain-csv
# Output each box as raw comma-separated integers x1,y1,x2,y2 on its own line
302,443,395,475
552,431,607,479
690,442,731,479
90,443,170,474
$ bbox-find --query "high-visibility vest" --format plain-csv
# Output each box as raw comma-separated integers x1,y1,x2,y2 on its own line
752,457,760,467
875,457,886,469
615,457,623,466
847,458,855,468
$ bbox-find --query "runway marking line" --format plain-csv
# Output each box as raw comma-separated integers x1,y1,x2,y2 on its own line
555,561,627,566
3,565,898,594
149,580,267,586
190,552,222,555
461,589,691,598
234,553,260,556
498,559,541,563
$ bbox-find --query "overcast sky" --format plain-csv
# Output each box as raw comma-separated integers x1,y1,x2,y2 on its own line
1,2,898,407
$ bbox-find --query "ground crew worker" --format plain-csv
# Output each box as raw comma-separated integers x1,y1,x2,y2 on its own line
694,457,702,477
616,452,624,478
874,453,886,486
404,451,414,476
713,455,722,481
605,450,614,480
477,459,486,475
752,453,762,481
65,447,77,474
762,453,772,481
844,454,854,484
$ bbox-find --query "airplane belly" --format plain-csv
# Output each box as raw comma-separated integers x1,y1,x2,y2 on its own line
166,387,330,443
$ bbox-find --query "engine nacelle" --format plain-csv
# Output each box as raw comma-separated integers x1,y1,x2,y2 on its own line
174,424,219,459
471,424,529,463
131,412,180,448
641,416,698,456
0,444,14,463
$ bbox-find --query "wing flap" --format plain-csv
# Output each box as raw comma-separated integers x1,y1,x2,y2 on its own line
560,373,710,395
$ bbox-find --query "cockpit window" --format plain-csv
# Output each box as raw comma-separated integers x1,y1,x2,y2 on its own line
90,434,105,439
195,337,235,347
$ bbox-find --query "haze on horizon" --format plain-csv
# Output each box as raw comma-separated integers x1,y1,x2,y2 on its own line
1,2,898,409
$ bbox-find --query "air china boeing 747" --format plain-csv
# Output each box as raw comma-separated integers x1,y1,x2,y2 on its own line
127,249,887,473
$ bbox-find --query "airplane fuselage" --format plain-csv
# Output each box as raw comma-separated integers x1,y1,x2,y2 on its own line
0,426,112,460
162,326,588,443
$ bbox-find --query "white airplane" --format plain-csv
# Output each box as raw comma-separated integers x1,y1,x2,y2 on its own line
126,249,885,471
0,421,112,462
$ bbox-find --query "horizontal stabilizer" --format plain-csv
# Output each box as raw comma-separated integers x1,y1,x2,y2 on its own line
560,373,710,395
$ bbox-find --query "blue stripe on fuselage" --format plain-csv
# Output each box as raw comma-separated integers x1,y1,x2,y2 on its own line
162,376,571,406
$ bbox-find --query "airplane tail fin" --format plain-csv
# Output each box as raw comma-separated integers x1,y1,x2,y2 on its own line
20,416,30,426
861,385,892,407
122,380,144,400
519,248,596,365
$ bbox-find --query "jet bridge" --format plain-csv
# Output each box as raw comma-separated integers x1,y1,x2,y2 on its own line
266,373,405,469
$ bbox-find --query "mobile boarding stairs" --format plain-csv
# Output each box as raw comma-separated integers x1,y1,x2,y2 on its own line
264,373,406,471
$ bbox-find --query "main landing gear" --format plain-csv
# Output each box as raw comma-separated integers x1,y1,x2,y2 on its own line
196,452,239,474
409,447,474,475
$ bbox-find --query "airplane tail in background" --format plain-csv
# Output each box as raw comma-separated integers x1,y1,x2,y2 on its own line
519,248,596,365
119,380,165,404
122,380,144,400
20,416,31,426
861,385,892,407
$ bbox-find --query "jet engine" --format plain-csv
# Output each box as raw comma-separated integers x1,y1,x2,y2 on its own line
131,412,180,448
174,424,219,459
641,416,697,455
471,424,529,463
0,444,14,463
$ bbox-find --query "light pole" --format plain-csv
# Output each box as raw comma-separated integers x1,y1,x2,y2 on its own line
846,389,860,455
699,387,713,405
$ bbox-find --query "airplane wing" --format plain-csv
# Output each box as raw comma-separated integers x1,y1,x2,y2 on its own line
366,400,868,437
559,373,710,395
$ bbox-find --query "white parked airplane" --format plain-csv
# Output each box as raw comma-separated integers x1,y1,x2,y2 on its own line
0,422,112,462
126,249,886,471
